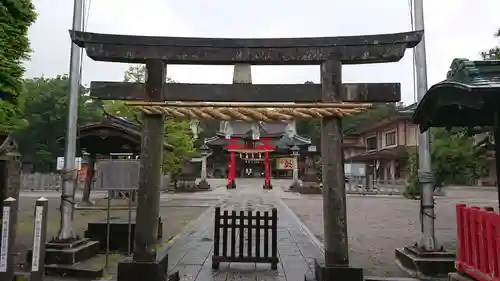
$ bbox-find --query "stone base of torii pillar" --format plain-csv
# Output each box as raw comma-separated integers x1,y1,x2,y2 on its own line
262,183,273,189
197,179,211,189
304,260,363,281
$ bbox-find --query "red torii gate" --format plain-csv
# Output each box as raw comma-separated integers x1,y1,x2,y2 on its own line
224,137,275,189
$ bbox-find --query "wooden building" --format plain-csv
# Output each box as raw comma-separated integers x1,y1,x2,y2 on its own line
344,103,418,182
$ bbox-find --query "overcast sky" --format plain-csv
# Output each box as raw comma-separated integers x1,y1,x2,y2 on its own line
25,0,500,105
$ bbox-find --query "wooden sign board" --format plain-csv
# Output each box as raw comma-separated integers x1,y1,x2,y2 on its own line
276,157,295,170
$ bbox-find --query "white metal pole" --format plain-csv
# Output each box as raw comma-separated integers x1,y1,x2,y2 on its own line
56,0,84,240
413,0,437,251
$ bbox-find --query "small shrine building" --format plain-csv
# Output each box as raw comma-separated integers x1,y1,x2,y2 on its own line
204,120,312,185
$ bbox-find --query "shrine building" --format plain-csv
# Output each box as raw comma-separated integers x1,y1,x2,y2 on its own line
204,120,312,182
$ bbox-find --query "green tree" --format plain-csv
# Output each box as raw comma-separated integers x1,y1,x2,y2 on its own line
0,0,37,133
481,28,500,59
14,76,102,172
404,128,488,198
106,65,195,176
296,81,402,144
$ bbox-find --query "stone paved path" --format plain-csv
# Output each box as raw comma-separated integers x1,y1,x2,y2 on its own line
165,179,322,281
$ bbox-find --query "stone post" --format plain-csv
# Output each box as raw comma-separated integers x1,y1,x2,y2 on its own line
30,197,48,281
0,197,17,281
293,157,299,182
201,157,207,181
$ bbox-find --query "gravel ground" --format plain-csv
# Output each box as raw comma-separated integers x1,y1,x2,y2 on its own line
13,196,210,266
282,187,499,277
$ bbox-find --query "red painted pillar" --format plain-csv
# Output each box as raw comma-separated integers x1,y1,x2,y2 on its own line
226,138,241,188
227,152,232,186
230,151,236,184
264,151,271,188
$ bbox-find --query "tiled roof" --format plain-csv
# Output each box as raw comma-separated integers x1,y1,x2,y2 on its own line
413,58,500,132
215,121,292,138
345,103,416,135
205,121,311,147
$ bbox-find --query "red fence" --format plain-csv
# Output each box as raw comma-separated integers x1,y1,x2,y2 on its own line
456,204,500,281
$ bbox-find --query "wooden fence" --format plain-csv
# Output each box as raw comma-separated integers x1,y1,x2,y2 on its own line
20,173,172,191
212,207,278,270
345,178,407,195
21,173,72,191
345,177,445,196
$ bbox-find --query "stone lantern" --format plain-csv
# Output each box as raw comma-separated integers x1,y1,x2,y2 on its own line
198,144,212,189
290,145,302,189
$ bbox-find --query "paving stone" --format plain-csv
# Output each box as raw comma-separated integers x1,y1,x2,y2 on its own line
193,259,229,281
172,264,202,281
177,243,212,266
280,254,313,281
278,243,302,256
294,241,323,259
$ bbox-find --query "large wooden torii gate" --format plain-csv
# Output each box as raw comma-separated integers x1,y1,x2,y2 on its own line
72,30,422,281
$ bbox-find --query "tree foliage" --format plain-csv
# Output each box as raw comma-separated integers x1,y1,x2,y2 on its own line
106,65,195,176
14,76,103,172
0,0,37,133
296,103,401,145
404,128,488,198
295,81,403,144
481,28,500,60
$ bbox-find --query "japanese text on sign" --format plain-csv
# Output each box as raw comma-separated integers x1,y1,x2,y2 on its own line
276,157,295,170
31,206,44,272
0,207,10,272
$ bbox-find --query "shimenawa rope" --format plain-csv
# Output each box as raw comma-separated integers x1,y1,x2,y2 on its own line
125,102,371,121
